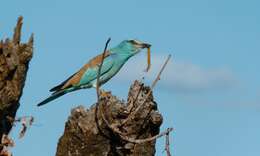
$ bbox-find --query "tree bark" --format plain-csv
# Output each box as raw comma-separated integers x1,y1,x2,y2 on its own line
56,80,163,156
0,16,33,151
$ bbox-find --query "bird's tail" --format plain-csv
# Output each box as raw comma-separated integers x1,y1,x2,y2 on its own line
37,90,68,107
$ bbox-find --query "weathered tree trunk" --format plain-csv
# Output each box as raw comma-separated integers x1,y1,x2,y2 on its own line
56,81,163,156
0,17,33,151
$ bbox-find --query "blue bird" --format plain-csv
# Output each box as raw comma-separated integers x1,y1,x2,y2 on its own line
37,39,151,106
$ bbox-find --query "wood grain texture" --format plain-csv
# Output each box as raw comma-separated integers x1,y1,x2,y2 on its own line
56,81,163,156
0,16,33,152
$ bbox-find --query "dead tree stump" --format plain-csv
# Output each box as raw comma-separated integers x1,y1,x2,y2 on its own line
0,16,33,151
56,81,163,156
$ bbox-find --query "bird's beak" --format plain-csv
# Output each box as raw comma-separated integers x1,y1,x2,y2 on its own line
141,43,151,49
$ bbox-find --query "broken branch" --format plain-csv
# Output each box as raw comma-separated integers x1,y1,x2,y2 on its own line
122,54,172,125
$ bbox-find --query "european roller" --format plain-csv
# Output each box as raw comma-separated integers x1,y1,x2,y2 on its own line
37,39,151,106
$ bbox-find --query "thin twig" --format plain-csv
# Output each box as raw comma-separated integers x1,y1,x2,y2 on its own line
6,115,33,124
122,54,172,125
96,38,111,99
94,38,111,137
99,103,173,144
99,101,125,135
119,127,173,144
151,54,171,88
5,115,34,139
165,128,171,156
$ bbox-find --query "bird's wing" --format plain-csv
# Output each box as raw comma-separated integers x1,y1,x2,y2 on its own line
50,51,114,92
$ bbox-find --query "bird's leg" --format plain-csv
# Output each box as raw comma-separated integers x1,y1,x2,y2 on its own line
92,82,110,97
99,89,111,97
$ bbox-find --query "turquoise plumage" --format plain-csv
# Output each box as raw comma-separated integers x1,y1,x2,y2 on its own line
37,39,151,106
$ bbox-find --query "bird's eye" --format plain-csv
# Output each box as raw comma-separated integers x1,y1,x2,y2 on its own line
128,40,136,44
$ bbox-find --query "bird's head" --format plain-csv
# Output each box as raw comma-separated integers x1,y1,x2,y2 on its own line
111,39,152,72
112,39,151,55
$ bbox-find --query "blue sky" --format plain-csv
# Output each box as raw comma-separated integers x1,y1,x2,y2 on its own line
1,0,260,155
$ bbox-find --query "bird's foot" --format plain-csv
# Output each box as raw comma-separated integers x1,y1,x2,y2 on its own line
98,89,111,98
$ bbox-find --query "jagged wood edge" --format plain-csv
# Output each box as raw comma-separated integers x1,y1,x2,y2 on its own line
95,39,173,154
